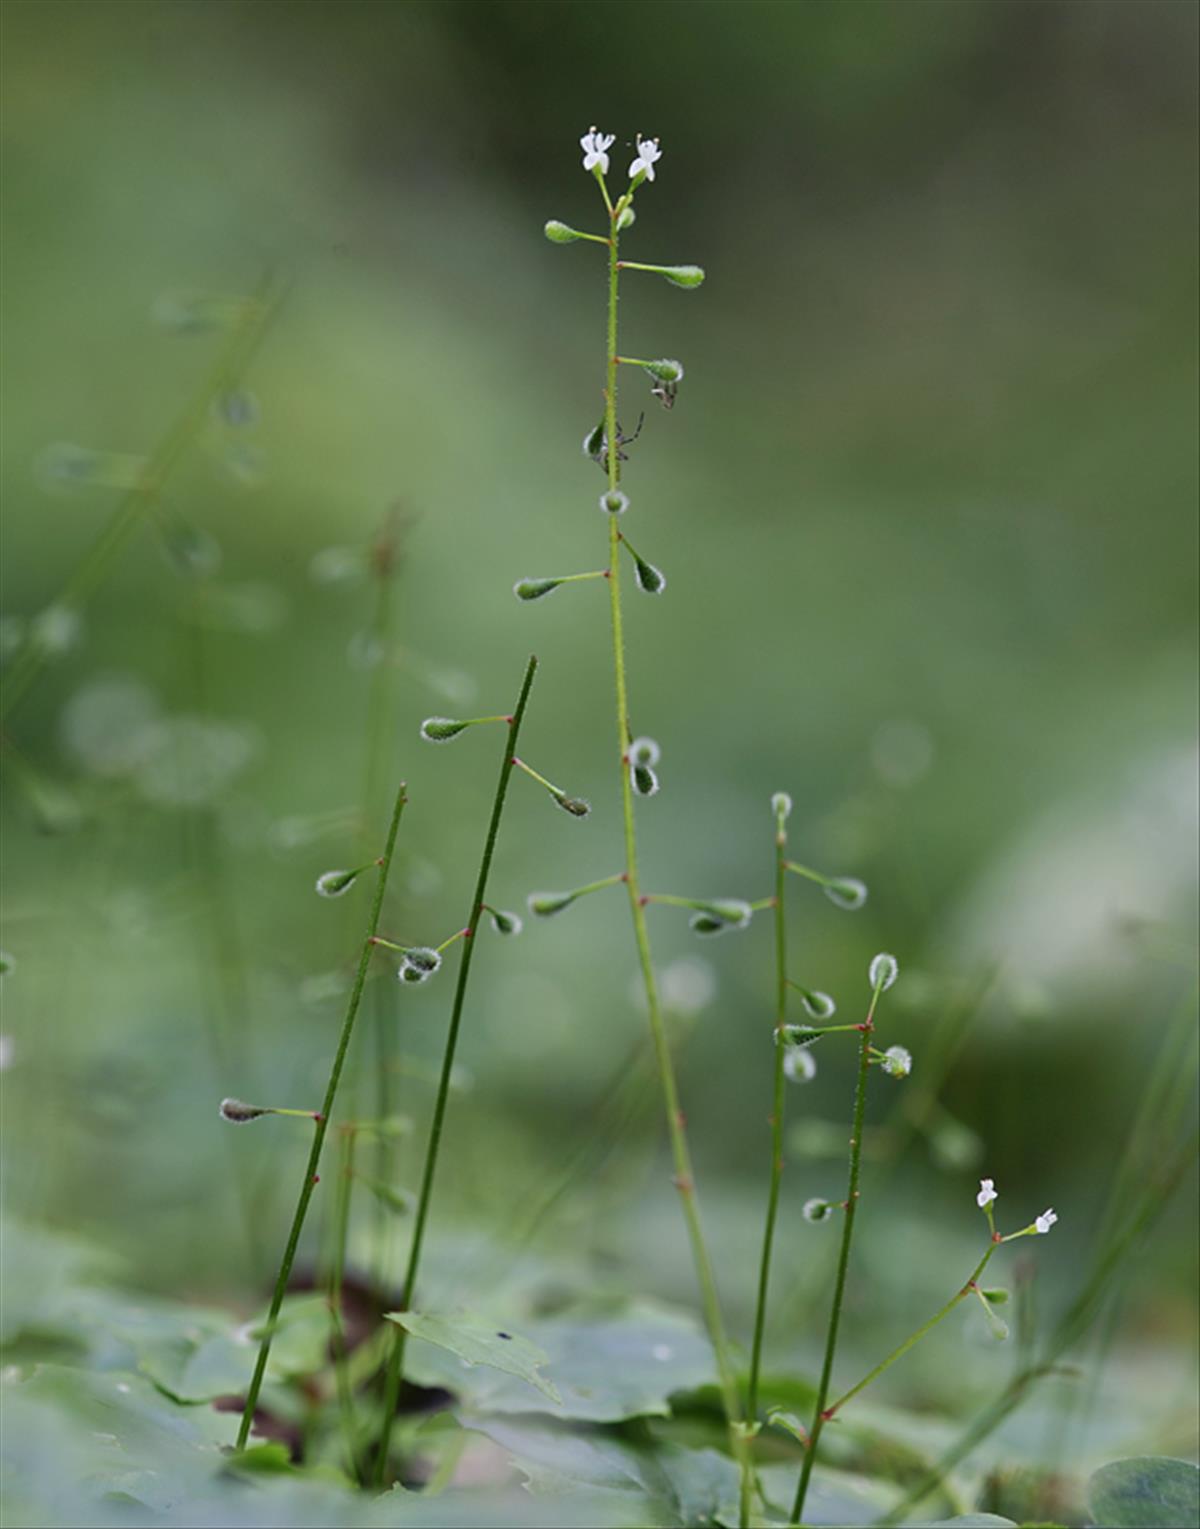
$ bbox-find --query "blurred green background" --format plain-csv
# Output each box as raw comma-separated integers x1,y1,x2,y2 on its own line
2,0,1197,1488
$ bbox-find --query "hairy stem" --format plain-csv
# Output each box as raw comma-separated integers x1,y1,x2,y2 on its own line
235,773,408,1451
374,654,538,1486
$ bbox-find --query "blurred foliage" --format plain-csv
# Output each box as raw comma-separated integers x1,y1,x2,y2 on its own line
1,1,1197,1525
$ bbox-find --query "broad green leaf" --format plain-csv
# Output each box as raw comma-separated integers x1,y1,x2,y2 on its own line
1088,1457,1200,1529
401,1300,712,1422
385,1310,561,1406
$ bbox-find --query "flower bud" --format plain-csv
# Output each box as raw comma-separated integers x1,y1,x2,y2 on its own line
879,1043,911,1077
658,265,705,289
528,890,578,917
600,490,629,515
420,717,469,743
629,737,661,767
771,791,793,823
552,792,591,819
544,220,586,243
315,868,364,898
633,764,659,797
781,1024,821,1048
582,421,606,459
632,555,666,595
643,359,684,383
869,952,899,992
824,877,868,911
616,205,636,231
803,1197,833,1223
514,577,565,602
487,907,523,936
688,900,752,937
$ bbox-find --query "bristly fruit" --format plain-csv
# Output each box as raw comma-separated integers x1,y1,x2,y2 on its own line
514,577,564,602
420,717,469,743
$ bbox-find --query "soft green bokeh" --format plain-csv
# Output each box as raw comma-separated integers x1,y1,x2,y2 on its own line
1,1,1196,1515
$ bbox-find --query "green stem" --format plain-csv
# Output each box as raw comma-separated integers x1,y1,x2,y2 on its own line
741,821,790,1526
791,984,883,1524
374,654,538,1487
1,270,283,725
330,1127,361,1479
511,756,563,797
603,222,747,1476
826,1244,996,1421
235,774,408,1451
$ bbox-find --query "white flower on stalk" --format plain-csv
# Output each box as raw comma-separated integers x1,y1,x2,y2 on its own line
629,135,662,182
783,1047,817,1084
976,1177,997,1209
581,127,615,175
1035,1208,1058,1234
880,1045,912,1079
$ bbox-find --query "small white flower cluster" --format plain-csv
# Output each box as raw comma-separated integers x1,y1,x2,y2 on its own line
977,1177,1058,1235
580,128,662,184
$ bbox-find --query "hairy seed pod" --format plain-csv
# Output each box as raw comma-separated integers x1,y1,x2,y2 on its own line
803,1198,832,1223
644,358,684,383
633,555,666,595
799,989,836,1020
553,792,591,819
544,220,585,243
528,890,578,917
219,1098,270,1123
514,577,564,601
629,736,661,767
659,265,705,289
824,877,868,911
869,952,899,992
632,763,659,797
600,490,629,515
420,717,469,743
315,868,362,898
487,907,523,936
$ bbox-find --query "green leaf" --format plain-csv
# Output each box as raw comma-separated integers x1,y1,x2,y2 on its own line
400,1300,713,1422
385,1310,562,1406
1087,1457,1200,1529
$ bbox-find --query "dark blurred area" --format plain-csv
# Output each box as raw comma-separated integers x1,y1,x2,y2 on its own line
1,0,1196,1443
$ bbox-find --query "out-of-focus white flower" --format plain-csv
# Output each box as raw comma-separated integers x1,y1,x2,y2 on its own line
881,1044,912,1078
1035,1207,1058,1234
977,1177,997,1209
803,1197,832,1223
784,1047,817,1084
629,134,662,182
581,127,615,175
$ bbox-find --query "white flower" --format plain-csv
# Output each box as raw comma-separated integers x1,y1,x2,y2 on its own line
1035,1207,1058,1234
580,127,614,175
784,1047,817,1084
977,1177,997,1209
881,1045,912,1078
629,135,662,182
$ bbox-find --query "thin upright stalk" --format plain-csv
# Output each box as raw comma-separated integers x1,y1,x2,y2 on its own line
602,221,746,1470
1,270,283,725
741,819,789,1526
374,654,538,1486
791,980,884,1524
330,1126,361,1478
234,774,408,1452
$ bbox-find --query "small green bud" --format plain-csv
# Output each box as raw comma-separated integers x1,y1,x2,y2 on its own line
220,1098,270,1123
781,1024,822,1048
399,947,442,984
798,988,836,1021
688,900,751,937
552,792,591,819
632,763,659,797
633,555,666,595
771,791,793,823
600,489,629,515
869,952,899,992
486,907,523,936
616,204,635,231
420,717,469,743
803,1197,833,1223
824,876,868,910
315,868,363,898
514,577,564,602
582,420,606,459
643,358,684,383
982,1288,1010,1305
528,890,578,917
658,265,705,289
544,220,585,243
629,736,660,767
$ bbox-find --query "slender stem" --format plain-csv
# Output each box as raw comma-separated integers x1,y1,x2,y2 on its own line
603,220,747,1474
826,1244,997,1421
741,820,790,1527
374,654,538,1486
330,1127,361,1479
1,270,283,724
235,774,408,1451
790,984,883,1523
511,756,562,796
